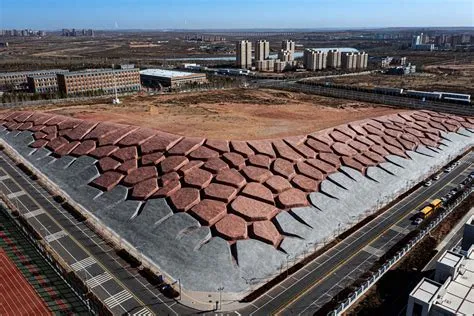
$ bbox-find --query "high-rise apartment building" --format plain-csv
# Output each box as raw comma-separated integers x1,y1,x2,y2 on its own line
255,40,270,61
327,50,342,68
278,50,292,62
303,49,327,71
342,53,356,70
281,40,295,55
236,40,252,69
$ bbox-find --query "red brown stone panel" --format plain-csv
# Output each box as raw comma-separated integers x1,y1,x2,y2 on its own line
167,137,205,155
277,188,308,208
84,122,123,140
203,158,229,173
184,168,213,189
42,126,58,140
111,147,138,163
97,126,137,146
292,174,319,192
55,141,80,156
348,123,367,136
30,139,48,148
329,130,352,143
131,178,159,200
57,118,83,130
18,122,33,131
123,166,157,186
189,146,219,160
248,155,272,169
308,133,333,145
288,143,316,159
190,199,227,226
241,166,272,183
141,152,165,166
230,141,254,158
272,158,296,179
64,122,98,141
45,115,67,126
179,160,204,175
363,151,385,164
296,162,324,181
88,145,119,159
161,171,180,185
247,140,275,157
117,159,138,175
231,196,279,221
214,214,248,240
205,139,230,153
153,179,181,198
335,125,357,139
306,138,332,153
159,156,189,173
363,124,385,136
355,135,375,146
215,169,247,189
92,171,124,191
241,182,274,204
398,138,417,151
222,152,246,170
341,156,365,173
318,153,341,168
265,175,292,193
118,128,156,146
33,131,47,140
383,144,407,158
98,157,121,173
353,154,377,167
273,140,304,162
348,140,370,152
251,221,281,246
366,134,384,145
204,183,238,203
332,142,358,157
46,137,68,152
140,133,182,154
370,145,389,157
169,187,200,212
306,158,337,174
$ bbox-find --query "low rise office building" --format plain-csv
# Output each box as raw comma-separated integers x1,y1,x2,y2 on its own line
57,68,140,95
140,69,207,89
27,75,59,94
0,69,69,90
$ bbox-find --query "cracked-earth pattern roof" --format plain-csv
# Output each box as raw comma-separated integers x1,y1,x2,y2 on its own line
1,110,473,249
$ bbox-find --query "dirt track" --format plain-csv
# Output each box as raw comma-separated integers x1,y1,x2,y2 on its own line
34,88,403,140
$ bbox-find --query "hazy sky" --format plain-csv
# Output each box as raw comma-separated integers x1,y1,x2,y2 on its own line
1,0,473,30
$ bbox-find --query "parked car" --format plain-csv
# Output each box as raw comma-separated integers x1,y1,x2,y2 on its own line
433,174,441,180
413,218,423,225
424,180,433,187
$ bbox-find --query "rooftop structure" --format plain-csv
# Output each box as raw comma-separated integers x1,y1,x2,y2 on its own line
139,69,207,89
407,215,474,316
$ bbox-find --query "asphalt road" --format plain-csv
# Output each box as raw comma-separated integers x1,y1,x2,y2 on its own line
240,152,474,316
0,152,196,316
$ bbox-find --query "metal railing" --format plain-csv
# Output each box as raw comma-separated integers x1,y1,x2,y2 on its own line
0,197,106,315
327,185,473,316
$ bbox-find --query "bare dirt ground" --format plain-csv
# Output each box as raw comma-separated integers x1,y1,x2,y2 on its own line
27,88,403,140
319,62,474,95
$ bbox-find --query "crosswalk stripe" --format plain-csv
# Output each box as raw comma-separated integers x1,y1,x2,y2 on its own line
44,230,68,243
133,307,154,316
7,191,25,199
23,209,46,219
70,257,96,272
103,289,133,309
0,175,10,181
85,272,113,289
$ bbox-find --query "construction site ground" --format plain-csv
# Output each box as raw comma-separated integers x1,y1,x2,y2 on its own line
8,88,403,140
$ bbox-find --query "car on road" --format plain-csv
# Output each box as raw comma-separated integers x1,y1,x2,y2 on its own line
444,166,453,173
433,174,441,180
424,180,433,186
413,218,423,225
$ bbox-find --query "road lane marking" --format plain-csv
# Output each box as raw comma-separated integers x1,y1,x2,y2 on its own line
7,191,25,199
23,209,46,219
104,289,133,309
70,256,97,272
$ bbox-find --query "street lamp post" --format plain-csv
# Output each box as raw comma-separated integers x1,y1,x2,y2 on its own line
217,286,224,310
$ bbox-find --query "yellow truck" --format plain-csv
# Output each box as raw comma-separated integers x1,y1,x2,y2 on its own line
430,199,442,210
419,206,433,219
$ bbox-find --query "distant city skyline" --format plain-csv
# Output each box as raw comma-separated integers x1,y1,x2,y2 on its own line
1,0,473,30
